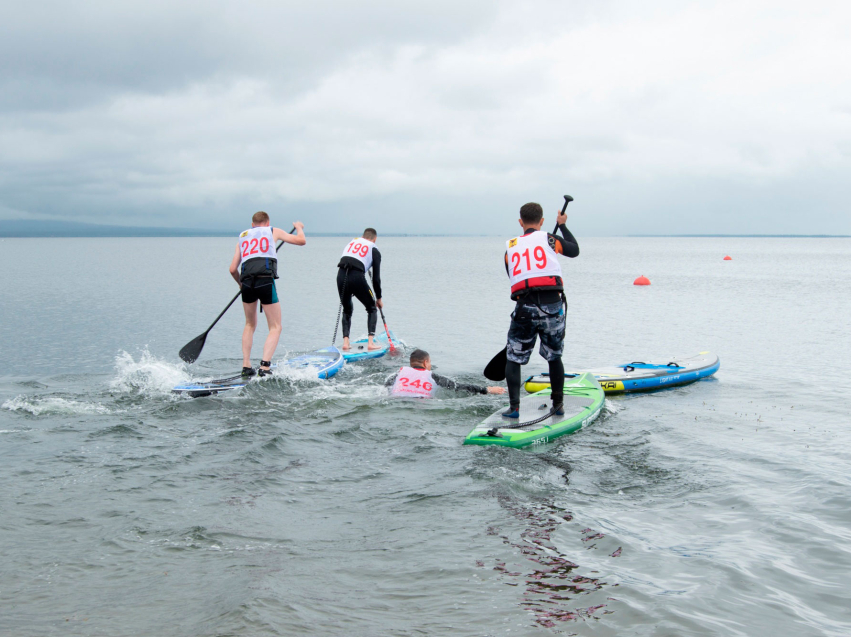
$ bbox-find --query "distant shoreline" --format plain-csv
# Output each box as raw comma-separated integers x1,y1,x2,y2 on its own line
628,234,850,238
1,219,848,239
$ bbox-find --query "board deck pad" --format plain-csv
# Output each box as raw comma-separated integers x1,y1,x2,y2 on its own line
465,373,604,448
173,375,252,398
524,351,720,395
342,331,396,362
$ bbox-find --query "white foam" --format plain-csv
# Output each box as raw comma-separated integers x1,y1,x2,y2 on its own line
2,395,113,416
604,398,621,414
110,349,189,397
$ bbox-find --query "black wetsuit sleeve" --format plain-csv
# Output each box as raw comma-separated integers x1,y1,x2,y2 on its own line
385,373,397,387
432,372,488,395
550,224,579,258
371,249,382,299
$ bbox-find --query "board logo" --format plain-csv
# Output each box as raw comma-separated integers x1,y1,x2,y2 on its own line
508,238,518,248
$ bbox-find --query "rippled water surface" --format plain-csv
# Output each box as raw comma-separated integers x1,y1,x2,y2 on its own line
1,236,850,636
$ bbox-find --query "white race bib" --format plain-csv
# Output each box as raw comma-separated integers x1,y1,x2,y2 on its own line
340,237,375,271
505,230,562,294
390,367,437,398
238,227,276,267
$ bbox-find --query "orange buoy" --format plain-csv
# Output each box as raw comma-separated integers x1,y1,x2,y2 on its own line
723,255,732,260
633,275,650,286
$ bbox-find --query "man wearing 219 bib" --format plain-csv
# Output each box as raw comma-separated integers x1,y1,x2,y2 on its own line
337,228,383,352
502,202,579,418
229,212,306,377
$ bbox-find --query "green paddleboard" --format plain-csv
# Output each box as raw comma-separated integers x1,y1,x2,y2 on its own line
463,372,604,449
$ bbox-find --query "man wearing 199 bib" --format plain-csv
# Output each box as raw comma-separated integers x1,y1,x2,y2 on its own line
229,212,306,377
337,228,383,352
502,202,579,418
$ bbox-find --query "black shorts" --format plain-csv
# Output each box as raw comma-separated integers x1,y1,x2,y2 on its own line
241,279,279,305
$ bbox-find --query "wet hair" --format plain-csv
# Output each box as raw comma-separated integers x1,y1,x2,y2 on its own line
363,228,377,241
519,203,543,225
409,349,429,368
252,211,270,224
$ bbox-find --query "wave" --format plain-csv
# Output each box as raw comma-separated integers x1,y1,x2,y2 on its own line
2,395,114,416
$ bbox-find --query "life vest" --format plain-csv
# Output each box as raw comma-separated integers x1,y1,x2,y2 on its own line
390,367,438,398
238,227,277,282
340,237,376,271
505,230,563,299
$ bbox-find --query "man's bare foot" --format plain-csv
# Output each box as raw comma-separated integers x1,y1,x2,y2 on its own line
342,338,351,351
367,342,383,351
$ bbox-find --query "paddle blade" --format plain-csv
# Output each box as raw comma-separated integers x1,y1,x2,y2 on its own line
483,347,507,381
179,331,208,363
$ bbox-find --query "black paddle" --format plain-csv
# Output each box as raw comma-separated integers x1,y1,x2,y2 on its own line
483,196,573,381
178,226,297,363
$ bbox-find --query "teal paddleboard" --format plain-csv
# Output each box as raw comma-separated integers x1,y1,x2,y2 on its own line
342,330,396,361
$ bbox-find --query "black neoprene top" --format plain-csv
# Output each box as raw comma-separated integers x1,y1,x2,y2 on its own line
338,249,382,298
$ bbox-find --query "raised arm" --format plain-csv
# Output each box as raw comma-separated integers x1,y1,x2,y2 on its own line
273,221,306,246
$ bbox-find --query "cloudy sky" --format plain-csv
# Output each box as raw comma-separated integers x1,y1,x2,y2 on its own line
1,0,849,235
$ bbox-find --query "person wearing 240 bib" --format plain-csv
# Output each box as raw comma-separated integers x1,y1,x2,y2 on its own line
228,211,306,377
386,349,506,398
502,202,579,418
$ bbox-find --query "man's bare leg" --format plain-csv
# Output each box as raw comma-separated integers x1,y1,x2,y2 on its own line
242,301,258,368
367,334,382,351
342,336,351,351
260,302,283,368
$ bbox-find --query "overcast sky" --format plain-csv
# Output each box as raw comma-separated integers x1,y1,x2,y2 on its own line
1,0,849,235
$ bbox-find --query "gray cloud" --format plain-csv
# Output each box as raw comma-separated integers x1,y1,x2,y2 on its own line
1,0,849,235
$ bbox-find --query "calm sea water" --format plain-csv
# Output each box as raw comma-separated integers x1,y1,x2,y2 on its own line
1,236,849,636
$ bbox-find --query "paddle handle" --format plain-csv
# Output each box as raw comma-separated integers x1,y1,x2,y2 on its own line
554,195,571,234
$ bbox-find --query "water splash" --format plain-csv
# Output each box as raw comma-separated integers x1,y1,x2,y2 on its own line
110,349,189,397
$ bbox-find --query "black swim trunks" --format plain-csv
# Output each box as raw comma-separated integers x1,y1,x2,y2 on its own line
241,278,279,305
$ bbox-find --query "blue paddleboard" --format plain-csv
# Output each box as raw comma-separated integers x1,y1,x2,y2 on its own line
524,351,720,394
342,331,396,362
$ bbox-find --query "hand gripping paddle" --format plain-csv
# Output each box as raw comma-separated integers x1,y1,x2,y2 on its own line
483,196,573,381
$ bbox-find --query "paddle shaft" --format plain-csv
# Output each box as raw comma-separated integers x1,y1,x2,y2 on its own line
368,272,396,352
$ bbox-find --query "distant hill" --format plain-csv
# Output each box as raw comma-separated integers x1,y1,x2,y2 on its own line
0,219,237,237
0,219,238,237
0,219,473,237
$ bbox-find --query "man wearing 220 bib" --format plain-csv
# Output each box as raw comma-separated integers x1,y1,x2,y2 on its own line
228,211,306,377
502,202,579,418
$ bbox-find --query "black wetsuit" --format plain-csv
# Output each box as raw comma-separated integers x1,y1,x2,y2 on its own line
504,224,580,409
337,249,382,337
384,369,488,395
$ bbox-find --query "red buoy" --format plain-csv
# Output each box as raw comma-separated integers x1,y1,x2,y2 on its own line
633,275,651,286
723,255,732,260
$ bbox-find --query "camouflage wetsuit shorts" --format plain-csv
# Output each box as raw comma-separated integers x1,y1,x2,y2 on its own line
506,301,565,365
